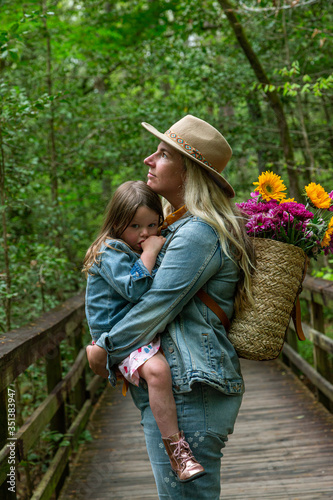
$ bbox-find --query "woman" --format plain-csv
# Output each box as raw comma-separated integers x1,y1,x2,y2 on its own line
87,114,255,499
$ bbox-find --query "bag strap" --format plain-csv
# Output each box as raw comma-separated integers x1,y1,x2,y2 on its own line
197,289,306,341
290,256,309,341
291,296,306,341
196,288,231,332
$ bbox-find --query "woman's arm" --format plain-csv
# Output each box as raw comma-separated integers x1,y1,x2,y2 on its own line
96,220,222,366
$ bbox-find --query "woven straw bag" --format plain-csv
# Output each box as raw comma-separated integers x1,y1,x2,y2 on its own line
228,238,308,360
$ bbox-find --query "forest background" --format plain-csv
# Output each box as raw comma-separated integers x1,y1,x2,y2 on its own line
1,0,332,334
1,2,332,496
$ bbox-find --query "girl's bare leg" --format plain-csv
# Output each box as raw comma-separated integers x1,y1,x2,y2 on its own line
139,352,206,482
138,352,179,437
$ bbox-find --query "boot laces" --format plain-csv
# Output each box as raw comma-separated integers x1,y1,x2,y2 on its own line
171,437,195,467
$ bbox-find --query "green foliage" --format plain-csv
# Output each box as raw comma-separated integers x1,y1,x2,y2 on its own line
0,0,332,333
297,338,314,366
312,263,333,281
78,429,93,446
0,2,331,493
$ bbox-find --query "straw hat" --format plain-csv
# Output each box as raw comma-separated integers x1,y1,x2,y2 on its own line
142,114,234,198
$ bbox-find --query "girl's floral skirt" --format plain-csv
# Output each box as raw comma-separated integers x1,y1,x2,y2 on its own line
118,337,160,386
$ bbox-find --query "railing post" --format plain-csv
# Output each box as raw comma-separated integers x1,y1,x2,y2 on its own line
283,326,300,375
0,387,15,500
46,346,66,434
69,326,86,420
310,301,333,411
45,343,69,495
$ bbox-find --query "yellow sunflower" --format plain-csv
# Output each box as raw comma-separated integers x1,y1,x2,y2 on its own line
321,216,333,247
253,171,287,202
305,182,331,209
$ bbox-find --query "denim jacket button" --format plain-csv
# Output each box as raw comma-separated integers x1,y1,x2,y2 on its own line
168,347,174,353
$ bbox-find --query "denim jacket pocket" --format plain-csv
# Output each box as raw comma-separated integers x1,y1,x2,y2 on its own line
202,384,242,438
201,332,223,375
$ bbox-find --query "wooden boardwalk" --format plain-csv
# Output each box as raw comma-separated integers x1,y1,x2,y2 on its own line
59,359,333,499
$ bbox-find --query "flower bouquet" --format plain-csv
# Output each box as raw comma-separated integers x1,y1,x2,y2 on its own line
228,172,333,360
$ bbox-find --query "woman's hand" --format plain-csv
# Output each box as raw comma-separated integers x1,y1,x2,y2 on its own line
86,344,109,378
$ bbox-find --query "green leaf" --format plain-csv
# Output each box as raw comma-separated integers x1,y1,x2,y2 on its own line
9,23,20,34
60,440,71,447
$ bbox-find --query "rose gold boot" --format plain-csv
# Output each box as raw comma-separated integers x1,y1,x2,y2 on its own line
162,430,206,482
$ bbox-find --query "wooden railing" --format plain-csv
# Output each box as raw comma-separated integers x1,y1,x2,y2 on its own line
0,276,332,498
0,292,105,500
283,275,333,412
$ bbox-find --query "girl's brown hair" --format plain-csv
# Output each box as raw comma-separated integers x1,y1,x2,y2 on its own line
83,181,163,273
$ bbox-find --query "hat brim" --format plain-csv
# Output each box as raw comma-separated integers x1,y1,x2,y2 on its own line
142,121,235,198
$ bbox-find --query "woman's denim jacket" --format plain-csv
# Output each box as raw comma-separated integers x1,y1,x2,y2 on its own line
96,213,244,396
85,239,157,343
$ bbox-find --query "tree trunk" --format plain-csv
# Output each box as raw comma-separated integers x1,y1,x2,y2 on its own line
218,0,302,200
42,3,58,206
282,9,314,183
42,1,62,250
0,125,11,332
245,91,277,174
322,95,333,155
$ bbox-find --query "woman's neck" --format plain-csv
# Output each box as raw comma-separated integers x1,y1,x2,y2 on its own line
166,194,185,211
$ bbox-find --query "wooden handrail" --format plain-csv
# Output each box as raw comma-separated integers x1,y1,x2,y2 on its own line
302,275,333,304
0,293,85,392
282,275,333,412
0,291,106,500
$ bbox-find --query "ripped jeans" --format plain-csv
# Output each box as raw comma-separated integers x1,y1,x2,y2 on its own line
130,382,242,499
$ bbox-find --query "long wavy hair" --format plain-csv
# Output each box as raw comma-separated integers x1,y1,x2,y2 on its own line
166,157,255,313
83,180,163,274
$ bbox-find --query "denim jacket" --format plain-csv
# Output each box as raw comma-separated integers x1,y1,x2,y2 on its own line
97,213,244,395
85,239,157,343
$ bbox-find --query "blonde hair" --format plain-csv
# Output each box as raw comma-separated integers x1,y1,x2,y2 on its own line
180,157,255,313
83,181,163,274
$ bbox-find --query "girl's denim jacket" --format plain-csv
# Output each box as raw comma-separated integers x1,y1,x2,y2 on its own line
85,239,157,343
96,213,244,396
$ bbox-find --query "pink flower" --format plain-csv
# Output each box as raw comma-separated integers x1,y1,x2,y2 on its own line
237,199,278,217
329,191,333,212
275,202,314,221
245,212,275,234
250,191,260,199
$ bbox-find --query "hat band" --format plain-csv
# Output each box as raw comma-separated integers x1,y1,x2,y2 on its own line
165,130,217,172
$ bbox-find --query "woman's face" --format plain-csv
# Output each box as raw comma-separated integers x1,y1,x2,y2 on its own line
144,141,185,209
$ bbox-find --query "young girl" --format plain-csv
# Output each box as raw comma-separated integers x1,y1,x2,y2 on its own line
83,181,205,482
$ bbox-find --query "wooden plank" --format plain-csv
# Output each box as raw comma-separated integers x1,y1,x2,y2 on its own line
302,276,333,307
221,359,333,499
288,319,333,354
31,399,93,500
0,349,87,484
0,292,85,391
58,382,158,499
86,374,107,403
282,343,333,401
58,359,333,499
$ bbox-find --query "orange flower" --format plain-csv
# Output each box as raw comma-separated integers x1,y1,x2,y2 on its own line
305,182,331,209
321,216,333,247
281,198,296,203
253,171,287,202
